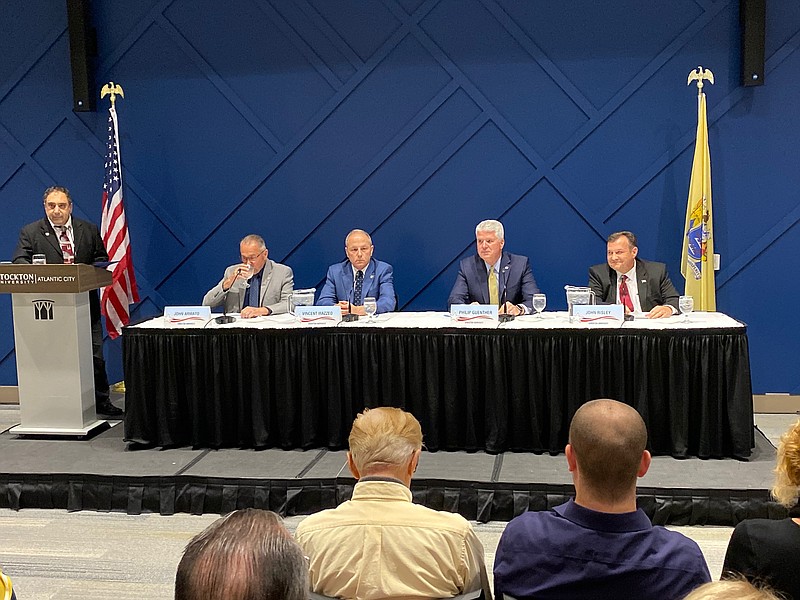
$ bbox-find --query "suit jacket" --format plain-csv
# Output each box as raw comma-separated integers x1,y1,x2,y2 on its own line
448,252,539,312
317,258,396,314
588,258,679,312
203,259,294,315
12,217,109,319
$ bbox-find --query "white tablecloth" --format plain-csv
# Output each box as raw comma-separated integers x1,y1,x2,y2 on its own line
131,310,744,331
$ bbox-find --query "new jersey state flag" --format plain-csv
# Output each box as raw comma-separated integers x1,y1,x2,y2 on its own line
681,91,716,311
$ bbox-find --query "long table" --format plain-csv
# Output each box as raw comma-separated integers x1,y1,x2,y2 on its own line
122,312,754,458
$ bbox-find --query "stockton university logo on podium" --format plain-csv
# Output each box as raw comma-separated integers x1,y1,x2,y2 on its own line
32,299,55,321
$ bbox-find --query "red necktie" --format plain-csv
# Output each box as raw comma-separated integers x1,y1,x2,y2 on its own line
59,227,75,264
618,274,634,312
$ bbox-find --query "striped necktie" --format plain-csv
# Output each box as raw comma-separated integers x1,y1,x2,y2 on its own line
58,226,75,264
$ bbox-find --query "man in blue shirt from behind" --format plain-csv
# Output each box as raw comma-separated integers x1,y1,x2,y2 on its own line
493,398,710,600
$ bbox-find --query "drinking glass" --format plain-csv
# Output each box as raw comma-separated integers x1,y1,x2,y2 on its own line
532,294,546,318
234,263,254,290
32,254,46,265
679,295,694,322
364,297,377,321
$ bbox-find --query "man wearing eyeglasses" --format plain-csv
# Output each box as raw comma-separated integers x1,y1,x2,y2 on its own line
203,234,294,317
12,186,122,418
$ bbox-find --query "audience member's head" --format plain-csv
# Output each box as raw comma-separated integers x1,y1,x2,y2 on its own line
772,419,800,508
682,578,782,600
347,407,423,485
175,508,307,600
567,398,650,506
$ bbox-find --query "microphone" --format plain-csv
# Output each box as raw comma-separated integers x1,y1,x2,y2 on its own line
498,265,515,323
342,287,359,322
215,267,242,324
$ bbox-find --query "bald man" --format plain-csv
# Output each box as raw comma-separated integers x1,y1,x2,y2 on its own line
317,229,396,315
494,399,710,599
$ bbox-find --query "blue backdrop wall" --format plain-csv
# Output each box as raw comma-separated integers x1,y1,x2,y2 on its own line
1,0,799,393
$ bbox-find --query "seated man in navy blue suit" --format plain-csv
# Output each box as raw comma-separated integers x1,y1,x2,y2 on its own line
448,219,539,316
318,229,396,315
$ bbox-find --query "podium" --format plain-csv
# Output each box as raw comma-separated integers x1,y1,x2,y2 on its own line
0,263,112,435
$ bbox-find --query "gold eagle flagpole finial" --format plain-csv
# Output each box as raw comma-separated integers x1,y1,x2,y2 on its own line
100,82,124,108
687,66,714,96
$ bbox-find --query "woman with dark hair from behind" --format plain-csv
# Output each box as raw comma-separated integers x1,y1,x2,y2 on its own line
722,419,800,599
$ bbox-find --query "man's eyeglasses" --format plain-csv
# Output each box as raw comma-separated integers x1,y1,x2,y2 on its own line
241,250,266,262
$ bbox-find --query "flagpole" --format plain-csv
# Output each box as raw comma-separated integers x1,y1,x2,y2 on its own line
99,81,139,340
681,66,717,312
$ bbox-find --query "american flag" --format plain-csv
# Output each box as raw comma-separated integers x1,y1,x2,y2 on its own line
100,106,139,338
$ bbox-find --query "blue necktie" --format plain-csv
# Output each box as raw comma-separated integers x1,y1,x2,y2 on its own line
243,272,261,309
354,270,364,305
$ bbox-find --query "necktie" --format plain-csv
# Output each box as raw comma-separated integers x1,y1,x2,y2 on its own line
488,268,499,305
354,270,364,305
619,274,634,312
58,226,75,264
242,271,261,309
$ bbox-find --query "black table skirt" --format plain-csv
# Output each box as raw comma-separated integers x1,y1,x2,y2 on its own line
122,325,754,458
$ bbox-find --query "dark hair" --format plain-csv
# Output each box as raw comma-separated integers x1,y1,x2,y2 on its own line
175,508,308,600
607,231,637,248
43,186,72,203
569,399,648,502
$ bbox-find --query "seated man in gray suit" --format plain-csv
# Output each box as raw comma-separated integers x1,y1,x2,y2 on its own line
589,231,679,319
203,234,293,317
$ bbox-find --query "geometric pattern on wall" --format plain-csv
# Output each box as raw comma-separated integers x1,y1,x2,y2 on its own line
2,0,800,392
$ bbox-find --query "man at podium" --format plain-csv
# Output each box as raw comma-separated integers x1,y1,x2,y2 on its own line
11,186,122,418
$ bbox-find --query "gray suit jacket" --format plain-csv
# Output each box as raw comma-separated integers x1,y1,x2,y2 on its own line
202,259,293,315
588,257,679,312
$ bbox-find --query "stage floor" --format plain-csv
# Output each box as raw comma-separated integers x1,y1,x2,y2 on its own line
0,405,783,526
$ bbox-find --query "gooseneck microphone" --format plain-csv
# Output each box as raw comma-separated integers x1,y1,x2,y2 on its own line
498,265,515,323
342,287,359,322
215,267,242,324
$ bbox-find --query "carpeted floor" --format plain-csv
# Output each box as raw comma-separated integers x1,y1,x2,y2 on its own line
0,407,796,600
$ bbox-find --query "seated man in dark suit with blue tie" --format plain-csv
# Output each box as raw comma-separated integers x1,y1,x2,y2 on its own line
12,186,122,418
317,229,396,315
203,234,294,318
448,219,539,316
588,231,679,318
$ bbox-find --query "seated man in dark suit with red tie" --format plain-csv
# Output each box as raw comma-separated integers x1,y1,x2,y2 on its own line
588,231,679,319
12,186,122,417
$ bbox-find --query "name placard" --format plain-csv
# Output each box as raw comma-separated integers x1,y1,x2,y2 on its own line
164,306,212,328
573,304,624,327
295,305,342,324
450,304,498,323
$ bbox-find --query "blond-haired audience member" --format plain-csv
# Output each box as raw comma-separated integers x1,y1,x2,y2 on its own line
295,407,488,600
683,578,781,600
722,419,800,599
